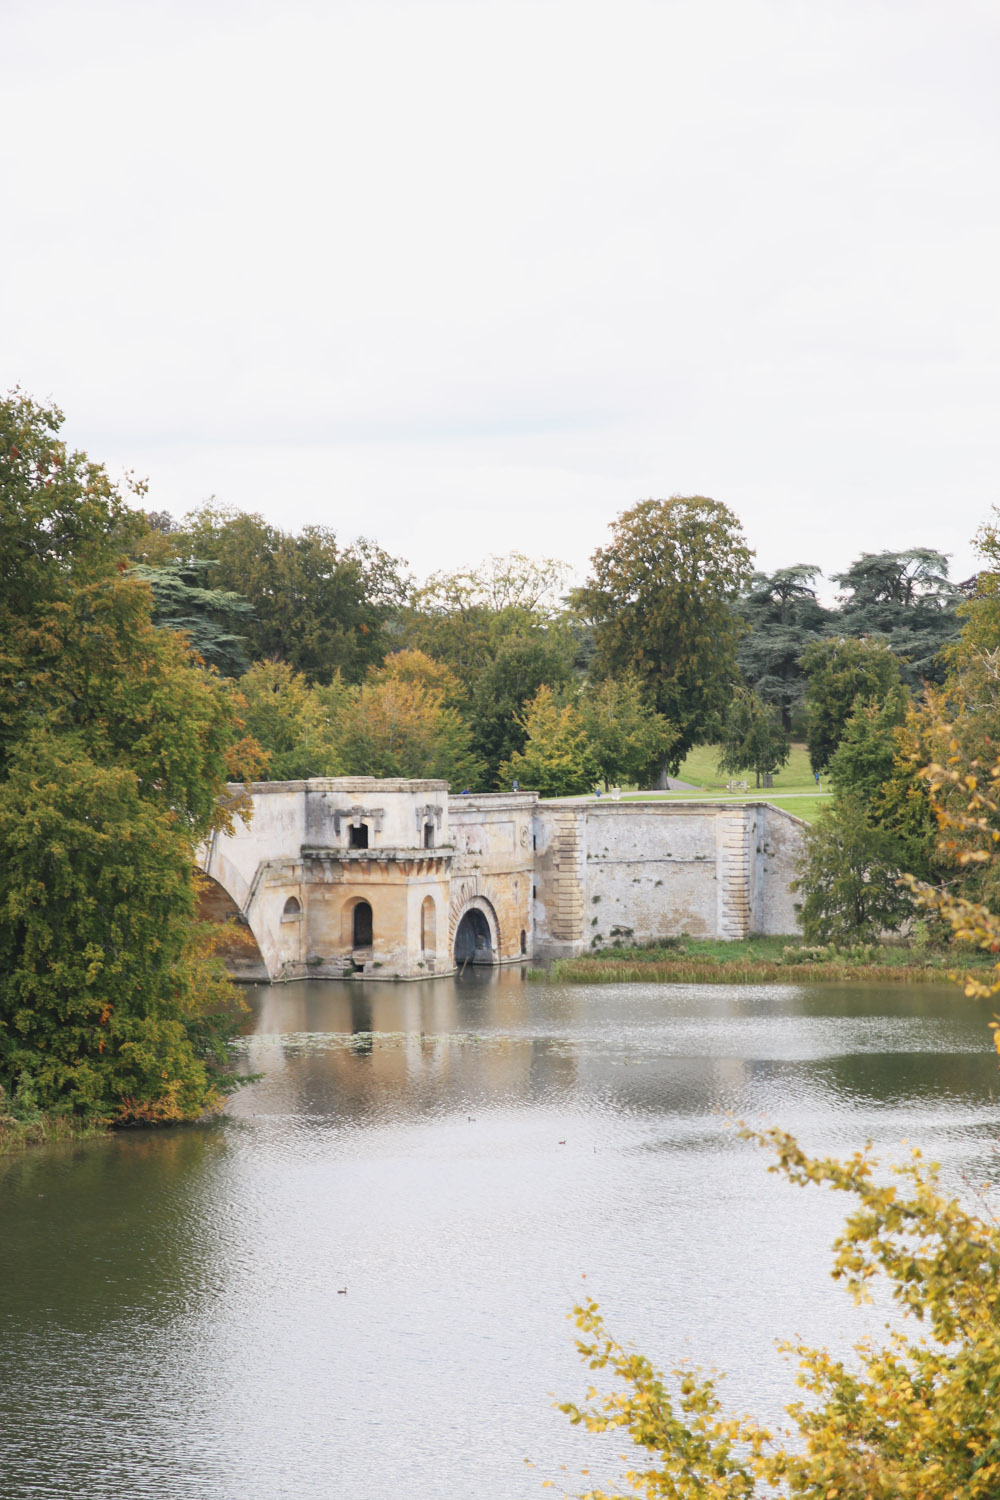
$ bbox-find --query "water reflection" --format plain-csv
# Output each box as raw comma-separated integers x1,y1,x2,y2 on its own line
2,971,999,1500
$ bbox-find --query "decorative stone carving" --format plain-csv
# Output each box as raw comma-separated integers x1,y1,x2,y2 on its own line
332,806,385,836
414,804,444,832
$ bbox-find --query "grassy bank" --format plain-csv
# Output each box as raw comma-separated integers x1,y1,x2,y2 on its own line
0,1110,109,1154
538,935,993,987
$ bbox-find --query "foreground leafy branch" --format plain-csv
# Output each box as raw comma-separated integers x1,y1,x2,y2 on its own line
561,1126,1000,1499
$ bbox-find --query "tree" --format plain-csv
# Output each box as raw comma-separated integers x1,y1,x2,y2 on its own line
338,654,485,785
947,512,1000,677
374,646,468,705
0,731,236,1122
833,548,961,688
563,1127,1000,1500
406,553,571,672
793,794,914,944
827,682,911,807
499,685,598,797
579,674,676,791
0,391,247,1123
736,565,830,732
578,498,754,773
716,686,790,788
801,636,903,772
405,554,577,786
469,633,577,786
127,559,253,677
229,660,344,780
177,505,409,683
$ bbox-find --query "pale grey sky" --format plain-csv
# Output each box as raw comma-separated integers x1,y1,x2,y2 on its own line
3,0,998,590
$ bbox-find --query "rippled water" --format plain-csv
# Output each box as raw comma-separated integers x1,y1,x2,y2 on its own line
2,972,999,1499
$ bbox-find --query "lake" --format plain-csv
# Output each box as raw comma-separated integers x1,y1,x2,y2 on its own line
2,970,998,1499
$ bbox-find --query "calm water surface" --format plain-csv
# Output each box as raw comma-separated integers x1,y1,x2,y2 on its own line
2,973,1000,1499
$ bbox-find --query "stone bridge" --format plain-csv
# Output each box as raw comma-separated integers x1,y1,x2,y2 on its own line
196,778,536,982
197,778,805,982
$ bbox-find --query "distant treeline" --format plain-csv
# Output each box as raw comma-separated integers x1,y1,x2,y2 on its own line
128,502,968,795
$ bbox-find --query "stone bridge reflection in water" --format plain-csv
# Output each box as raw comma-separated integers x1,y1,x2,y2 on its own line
2,970,1000,1500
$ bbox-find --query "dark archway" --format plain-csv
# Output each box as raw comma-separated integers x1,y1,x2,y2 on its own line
194,872,269,980
454,908,494,966
353,900,373,948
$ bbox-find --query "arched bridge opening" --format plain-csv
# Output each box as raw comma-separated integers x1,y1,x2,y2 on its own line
454,907,495,967
195,872,269,981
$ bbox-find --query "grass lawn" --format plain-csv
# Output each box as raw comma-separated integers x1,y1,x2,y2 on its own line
674,740,818,792
542,744,831,820
614,742,831,822
752,793,827,822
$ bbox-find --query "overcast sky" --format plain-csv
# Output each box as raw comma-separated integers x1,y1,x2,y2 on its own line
3,0,998,593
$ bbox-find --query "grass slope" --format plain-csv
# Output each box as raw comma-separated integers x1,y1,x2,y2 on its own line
615,742,830,822
540,936,988,987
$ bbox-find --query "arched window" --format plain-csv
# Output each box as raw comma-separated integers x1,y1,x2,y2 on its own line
282,896,302,921
353,900,373,948
520,929,527,954
420,896,437,954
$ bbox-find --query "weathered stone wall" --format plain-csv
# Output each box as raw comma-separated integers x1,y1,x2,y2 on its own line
755,804,806,935
448,792,537,964
532,800,804,957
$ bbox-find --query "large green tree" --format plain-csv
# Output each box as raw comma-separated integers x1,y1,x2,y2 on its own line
177,504,409,683
578,497,754,774
405,553,576,785
579,673,676,791
468,633,576,786
499,685,598,797
736,565,830,731
793,793,915,944
801,635,903,772
127,559,253,677
716,685,790,788
229,660,345,780
338,652,485,785
833,548,961,687
405,552,570,671
0,392,245,1124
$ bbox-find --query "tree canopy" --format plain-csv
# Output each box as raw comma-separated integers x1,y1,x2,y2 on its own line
578,497,754,774
172,504,409,683
579,674,676,792
832,548,961,687
499,685,598,797
716,685,790,787
404,553,576,786
736,565,829,732
801,635,903,772
127,558,253,677
0,392,247,1124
